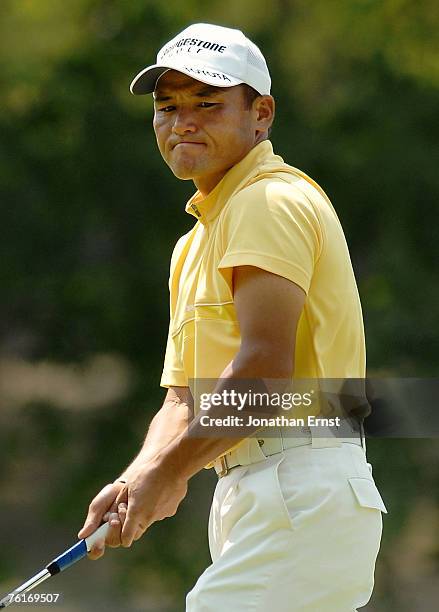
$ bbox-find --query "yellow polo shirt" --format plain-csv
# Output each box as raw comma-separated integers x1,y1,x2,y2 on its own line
160,140,365,395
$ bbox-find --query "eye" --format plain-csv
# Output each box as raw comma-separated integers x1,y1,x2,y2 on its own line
199,102,218,108
158,106,175,113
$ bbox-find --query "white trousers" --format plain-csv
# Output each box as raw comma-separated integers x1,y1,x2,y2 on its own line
186,443,386,612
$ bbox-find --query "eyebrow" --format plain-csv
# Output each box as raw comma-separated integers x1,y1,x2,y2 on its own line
153,86,223,102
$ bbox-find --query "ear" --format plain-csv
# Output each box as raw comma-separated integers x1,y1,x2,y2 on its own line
254,95,275,135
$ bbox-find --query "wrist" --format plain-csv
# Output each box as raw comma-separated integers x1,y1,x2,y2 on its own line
157,436,193,483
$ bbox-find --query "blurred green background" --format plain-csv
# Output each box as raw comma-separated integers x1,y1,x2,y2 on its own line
1,1,438,610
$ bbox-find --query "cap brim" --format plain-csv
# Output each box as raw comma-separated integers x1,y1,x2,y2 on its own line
130,63,243,95
130,65,171,95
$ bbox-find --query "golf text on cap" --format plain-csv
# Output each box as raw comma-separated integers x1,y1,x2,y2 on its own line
182,65,232,82
160,38,227,60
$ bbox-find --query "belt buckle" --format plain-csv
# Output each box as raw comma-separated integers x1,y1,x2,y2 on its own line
217,455,229,478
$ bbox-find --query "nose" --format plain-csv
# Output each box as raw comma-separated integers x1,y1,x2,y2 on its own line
172,108,197,136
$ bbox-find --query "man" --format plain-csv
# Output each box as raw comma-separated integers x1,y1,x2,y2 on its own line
79,23,387,611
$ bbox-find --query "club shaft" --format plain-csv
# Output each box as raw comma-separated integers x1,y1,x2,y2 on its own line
0,570,51,608
0,522,109,608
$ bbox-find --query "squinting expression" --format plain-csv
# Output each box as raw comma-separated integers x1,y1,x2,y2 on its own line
153,70,259,196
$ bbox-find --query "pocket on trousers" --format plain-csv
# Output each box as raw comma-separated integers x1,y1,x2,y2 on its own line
273,456,295,531
348,477,388,513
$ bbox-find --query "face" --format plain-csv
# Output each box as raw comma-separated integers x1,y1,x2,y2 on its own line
152,70,273,195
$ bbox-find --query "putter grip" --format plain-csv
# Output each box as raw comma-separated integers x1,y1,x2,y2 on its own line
84,522,110,551
47,522,110,574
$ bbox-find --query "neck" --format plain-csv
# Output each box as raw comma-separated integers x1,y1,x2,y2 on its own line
193,168,233,198
193,137,267,197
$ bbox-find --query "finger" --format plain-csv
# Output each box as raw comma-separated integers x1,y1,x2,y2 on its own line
115,487,128,506
121,505,146,548
108,495,123,515
117,503,127,528
106,512,122,548
108,502,118,515
87,541,106,561
109,511,121,528
78,510,103,539
106,482,126,516
133,527,144,542
78,484,115,539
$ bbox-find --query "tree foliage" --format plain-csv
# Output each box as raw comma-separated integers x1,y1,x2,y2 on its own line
0,2,438,610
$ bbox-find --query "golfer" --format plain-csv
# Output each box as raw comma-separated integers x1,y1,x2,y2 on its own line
79,23,387,611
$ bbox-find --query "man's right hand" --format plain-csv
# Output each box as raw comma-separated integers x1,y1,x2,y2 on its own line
78,481,128,560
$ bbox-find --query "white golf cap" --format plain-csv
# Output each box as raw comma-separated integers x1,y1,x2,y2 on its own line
130,23,271,96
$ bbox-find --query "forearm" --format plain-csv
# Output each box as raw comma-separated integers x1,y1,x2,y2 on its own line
159,345,293,481
118,387,191,481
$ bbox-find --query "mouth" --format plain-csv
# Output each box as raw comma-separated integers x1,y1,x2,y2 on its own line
172,142,205,149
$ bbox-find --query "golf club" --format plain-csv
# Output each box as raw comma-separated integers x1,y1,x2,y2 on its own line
0,522,110,608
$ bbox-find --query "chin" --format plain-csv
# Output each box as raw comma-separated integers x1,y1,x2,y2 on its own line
168,158,204,181
170,167,196,180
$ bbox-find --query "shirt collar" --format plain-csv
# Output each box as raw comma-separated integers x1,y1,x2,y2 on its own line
185,140,283,224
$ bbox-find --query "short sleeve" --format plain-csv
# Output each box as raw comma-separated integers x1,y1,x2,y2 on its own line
160,232,193,389
160,322,187,388
218,179,322,294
